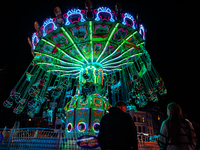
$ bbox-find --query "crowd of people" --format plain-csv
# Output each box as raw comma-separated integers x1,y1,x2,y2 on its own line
98,102,197,150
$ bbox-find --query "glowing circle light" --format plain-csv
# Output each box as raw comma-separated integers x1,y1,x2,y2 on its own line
77,122,86,132
66,123,73,132
93,122,100,133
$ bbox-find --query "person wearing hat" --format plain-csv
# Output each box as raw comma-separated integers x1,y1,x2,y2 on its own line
98,101,138,150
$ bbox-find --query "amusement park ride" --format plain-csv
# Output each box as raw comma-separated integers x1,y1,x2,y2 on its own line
3,1,166,133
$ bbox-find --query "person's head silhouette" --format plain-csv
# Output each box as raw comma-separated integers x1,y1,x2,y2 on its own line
115,101,127,112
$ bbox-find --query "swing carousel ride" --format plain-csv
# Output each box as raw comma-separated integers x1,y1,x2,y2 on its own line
3,1,166,133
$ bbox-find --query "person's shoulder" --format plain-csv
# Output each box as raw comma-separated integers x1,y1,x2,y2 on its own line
185,119,195,130
124,112,132,119
163,118,169,124
185,119,192,125
103,113,109,117
100,113,110,121
121,112,133,123
160,118,169,134
161,118,169,129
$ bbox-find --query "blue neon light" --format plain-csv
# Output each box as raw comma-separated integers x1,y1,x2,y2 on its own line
95,7,115,22
122,13,136,29
111,81,121,89
139,24,146,40
32,32,39,50
65,9,86,25
42,18,57,37
66,89,73,97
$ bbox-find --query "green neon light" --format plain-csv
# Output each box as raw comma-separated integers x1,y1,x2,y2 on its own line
36,62,81,69
89,21,93,62
103,62,134,69
34,52,66,64
41,39,84,65
103,53,142,66
96,23,119,62
100,31,137,63
41,39,55,47
34,52,82,67
136,41,145,46
47,69,80,73
103,68,122,72
61,27,88,63
61,72,80,77
102,47,135,65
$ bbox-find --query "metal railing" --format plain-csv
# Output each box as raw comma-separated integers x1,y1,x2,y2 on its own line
137,134,160,150
0,128,160,150
0,128,12,150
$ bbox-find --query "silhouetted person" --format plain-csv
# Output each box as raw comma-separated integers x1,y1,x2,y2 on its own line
98,101,138,150
158,102,197,150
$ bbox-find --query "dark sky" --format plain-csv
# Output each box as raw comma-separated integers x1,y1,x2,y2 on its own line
0,0,199,126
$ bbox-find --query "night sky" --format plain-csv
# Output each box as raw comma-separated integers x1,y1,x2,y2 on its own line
0,0,199,127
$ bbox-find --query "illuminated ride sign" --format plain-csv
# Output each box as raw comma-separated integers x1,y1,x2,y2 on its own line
76,135,99,149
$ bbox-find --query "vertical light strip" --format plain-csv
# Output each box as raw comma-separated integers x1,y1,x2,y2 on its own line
96,23,119,62
100,31,137,63
61,27,88,63
41,39,84,64
89,21,93,62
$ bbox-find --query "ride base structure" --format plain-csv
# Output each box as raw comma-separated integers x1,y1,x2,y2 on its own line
3,2,166,134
